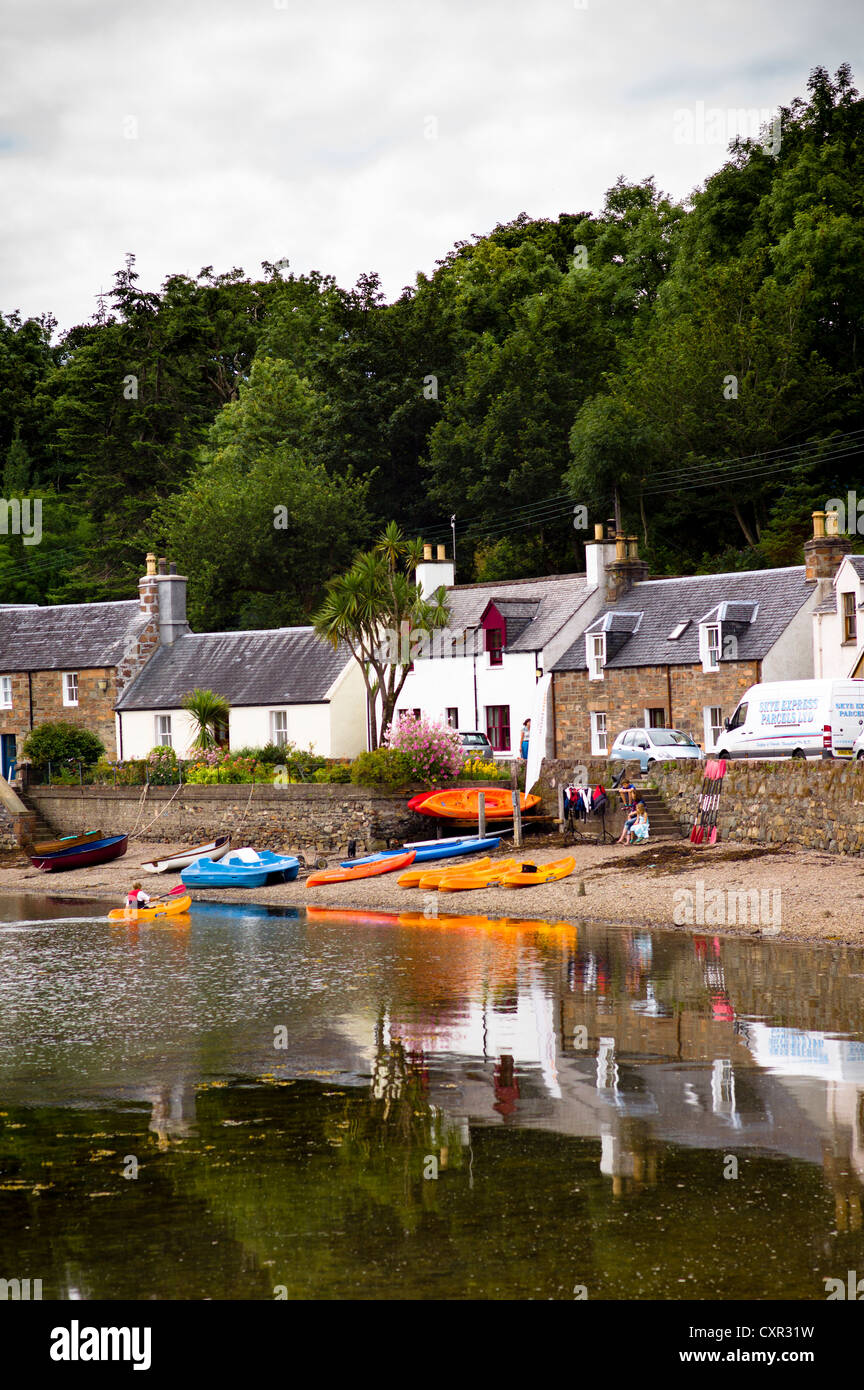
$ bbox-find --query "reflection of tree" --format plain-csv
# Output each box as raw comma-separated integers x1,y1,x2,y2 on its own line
600,1118,660,1199
324,1031,465,1229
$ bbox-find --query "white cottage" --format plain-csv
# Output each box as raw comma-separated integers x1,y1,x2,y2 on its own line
812,552,864,679
115,627,367,760
392,539,613,756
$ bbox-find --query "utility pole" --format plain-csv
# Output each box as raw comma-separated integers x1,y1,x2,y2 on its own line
450,515,456,574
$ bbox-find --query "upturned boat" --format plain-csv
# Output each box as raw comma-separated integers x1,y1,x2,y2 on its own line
306,851,415,886
416,788,541,820
29,835,128,873
341,835,499,870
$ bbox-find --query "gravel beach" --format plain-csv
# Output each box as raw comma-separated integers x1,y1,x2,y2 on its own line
3,836,863,942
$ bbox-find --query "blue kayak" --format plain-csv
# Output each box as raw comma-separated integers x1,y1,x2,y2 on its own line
340,835,500,869
182,849,300,888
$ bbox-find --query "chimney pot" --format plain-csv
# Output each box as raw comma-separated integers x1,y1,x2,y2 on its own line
825,510,840,538
169,562,177,574
157,557,167,575
145,553,157,576
812,510,826,539
423,544,433,561
594,523,604,541
615,533,627,563
436,544,446,561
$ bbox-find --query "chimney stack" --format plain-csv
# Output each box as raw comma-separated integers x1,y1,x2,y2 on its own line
606,533,648,603
155,564,190,648
804,509,850,585
415,541,455,598
584,521,617,592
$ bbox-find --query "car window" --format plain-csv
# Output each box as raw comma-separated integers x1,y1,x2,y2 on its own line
650,730,694,747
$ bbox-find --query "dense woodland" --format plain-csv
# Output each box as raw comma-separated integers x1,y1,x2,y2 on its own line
2,65,863,630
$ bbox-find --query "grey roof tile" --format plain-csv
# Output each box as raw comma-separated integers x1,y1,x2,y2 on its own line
0,600,148,670
115,628,353,710
444,574,593,654
553,567,814,671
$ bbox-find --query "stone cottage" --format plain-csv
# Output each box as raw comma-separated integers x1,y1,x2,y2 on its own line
551,517,846,759
0,554,186,773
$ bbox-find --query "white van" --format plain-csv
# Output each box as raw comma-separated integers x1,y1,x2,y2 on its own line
715,679,864,760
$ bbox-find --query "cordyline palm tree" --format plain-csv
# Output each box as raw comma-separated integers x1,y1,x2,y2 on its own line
182,688,231,752
314,524,450,748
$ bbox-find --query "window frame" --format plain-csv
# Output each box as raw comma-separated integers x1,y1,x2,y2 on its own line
485,704,511,752
644,708,666,729
590,711,608,755
0,676,11,709
269,710,289,747
445,707,459,729
704,705,723,750
154,714,173,748
843,592,857,645
702,624,721,672
63,672,79,707
588,632,606,681
486,627,503,667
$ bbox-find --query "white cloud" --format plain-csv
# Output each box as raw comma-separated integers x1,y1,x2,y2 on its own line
1,0,859,329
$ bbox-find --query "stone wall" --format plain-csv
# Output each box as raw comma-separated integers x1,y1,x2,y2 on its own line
553,661,760,757
650,758,864,855
25,783,435,854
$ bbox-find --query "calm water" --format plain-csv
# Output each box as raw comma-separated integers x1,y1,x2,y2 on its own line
1,892,864,1300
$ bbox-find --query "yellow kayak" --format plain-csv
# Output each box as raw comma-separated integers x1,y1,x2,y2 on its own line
434,859,518,892
498,857,576,887
399,857,492,888
107,895,192,921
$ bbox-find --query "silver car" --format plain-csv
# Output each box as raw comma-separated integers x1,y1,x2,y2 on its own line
608,727,704,773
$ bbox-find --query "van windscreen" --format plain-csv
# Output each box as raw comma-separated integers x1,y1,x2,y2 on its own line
728,703,747,730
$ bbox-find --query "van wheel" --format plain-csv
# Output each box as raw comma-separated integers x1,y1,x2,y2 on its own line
717,751,730,761
857,751,864,761
791,749,806,760
647,759,656,769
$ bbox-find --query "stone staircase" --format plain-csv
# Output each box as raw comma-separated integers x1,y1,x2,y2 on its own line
9,787,56,847
630,784,681,839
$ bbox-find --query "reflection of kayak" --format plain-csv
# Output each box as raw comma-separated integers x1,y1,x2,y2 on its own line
306,907,401,927
342,836,499,869
499,857,576,887
107,895,192,921
306,851,415,886
417,788,540,820
398,912,493,929
399,855,493,887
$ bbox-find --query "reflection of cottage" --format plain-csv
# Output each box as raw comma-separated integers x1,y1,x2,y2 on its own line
0,554,176,774
552,518,837,757
115,627,366,759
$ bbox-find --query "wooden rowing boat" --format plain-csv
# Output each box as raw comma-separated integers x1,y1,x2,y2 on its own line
31,830,101,856
141,835,231,874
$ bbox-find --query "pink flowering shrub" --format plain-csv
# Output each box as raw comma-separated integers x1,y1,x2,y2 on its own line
383,714,465,785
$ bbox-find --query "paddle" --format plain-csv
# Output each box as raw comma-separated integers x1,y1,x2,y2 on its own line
146,884,188,903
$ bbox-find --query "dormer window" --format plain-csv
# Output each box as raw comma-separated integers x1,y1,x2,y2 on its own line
588,632,606,680
668,621,688,640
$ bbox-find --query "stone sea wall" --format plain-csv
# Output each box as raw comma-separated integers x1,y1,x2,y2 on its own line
650,758,864,855
26,783,428,854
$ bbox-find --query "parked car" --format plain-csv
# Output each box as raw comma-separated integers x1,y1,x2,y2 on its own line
608,727,704,773
717,678,864,760
458,730,494,760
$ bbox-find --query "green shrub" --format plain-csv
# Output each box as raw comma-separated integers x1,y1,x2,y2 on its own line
350,748,414,787
313,762,351,783
23,721,105,769
147,745,180,785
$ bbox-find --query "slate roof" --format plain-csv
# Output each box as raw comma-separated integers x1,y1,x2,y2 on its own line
115,628,353,710
443,574,593,654
845,556,864,580
553,566,813,671
0,600,149,670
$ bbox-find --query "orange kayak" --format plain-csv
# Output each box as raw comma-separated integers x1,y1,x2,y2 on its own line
399,857,492,888
306,851,415,886
433,859,519,892
417,788,541,820
498,856,576,887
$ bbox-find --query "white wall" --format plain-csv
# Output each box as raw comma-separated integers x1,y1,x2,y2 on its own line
762,586,820,681
326,660,368,756
119,704,335,759
118,708,198,760
813,558,864,679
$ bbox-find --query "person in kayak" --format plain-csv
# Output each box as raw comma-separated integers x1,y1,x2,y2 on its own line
125,882,151,910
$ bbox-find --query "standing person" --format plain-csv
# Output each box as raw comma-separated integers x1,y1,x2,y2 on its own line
520,717,531,760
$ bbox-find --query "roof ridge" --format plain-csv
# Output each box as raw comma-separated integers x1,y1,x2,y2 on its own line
449,572,587,591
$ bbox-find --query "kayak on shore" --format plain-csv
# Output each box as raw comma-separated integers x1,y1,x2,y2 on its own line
306,851,415,886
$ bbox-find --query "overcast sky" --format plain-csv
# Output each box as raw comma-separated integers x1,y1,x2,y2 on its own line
1,0,860,332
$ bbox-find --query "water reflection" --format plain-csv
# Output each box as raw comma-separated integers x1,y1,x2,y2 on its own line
1,895,863,1298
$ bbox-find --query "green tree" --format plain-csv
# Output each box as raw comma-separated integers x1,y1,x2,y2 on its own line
181,689,231,752
314,523,450,748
